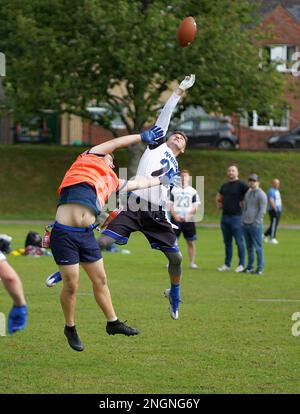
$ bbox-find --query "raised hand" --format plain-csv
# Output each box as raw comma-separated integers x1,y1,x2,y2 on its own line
179,74,195,91
140,125,164,145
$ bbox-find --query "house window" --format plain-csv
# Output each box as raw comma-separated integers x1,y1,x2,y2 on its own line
241,108,289,131
260,45,297,72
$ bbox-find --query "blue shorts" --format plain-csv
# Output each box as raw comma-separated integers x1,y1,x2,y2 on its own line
50,223,102,265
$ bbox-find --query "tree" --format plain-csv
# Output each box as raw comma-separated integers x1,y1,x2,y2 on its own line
0,0,285,174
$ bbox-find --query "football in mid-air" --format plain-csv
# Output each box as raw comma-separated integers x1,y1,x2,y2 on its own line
177,16,197,48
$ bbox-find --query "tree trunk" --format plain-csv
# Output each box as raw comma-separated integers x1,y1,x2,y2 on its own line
128,142,145,178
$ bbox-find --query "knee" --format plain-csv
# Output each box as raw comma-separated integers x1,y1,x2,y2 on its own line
1,272,16,284
63,281,78,295
0,267,18,284
93,272,108,288
169,251,182,266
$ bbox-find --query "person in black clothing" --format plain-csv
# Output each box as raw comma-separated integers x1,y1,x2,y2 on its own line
215,165,248,272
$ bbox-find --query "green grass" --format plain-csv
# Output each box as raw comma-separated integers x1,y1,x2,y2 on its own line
0,145,299,223
1,224,300,393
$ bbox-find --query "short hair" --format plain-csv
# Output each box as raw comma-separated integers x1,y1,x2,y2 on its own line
181,169,190,175
173,130,188,144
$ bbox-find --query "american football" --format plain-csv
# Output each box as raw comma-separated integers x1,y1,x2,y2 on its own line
177,16,197,47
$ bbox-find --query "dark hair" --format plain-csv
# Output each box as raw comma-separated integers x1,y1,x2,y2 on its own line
172,130,188,144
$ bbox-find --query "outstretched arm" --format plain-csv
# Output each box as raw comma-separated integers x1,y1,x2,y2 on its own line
155,74,195,136
89,134,140,155
119,171,179,193
88,126,164,155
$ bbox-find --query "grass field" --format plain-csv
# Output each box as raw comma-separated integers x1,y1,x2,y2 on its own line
1,224,300,394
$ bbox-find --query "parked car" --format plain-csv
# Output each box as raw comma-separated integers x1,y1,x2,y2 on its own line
14,114,57,144
267,125,300,149
170,116,238,149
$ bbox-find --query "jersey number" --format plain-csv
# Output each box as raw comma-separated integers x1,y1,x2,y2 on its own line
176,196,190,208
151,158,176,178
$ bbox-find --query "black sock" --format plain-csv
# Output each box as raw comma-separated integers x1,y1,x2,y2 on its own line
107,319,120,326
65,325,76,332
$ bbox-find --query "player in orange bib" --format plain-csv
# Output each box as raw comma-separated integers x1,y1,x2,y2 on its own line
50,126,178,351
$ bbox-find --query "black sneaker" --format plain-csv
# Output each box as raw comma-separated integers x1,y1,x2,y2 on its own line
106,320,140,336
256,270,264,275
64,326,84,352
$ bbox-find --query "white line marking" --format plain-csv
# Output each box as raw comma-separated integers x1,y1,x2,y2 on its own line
252,299,300,303
221,298,300,303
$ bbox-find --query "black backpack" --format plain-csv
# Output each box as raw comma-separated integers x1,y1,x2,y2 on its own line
0,236,12,253
25,231,42,248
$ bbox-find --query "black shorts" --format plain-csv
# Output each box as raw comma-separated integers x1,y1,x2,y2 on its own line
50,224,102,265
102,209,179,253
172,220,197,241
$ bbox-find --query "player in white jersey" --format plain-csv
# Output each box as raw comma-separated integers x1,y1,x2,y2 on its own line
169,170,201,269
103,74,196,320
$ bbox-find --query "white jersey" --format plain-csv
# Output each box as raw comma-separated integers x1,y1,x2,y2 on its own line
133,143,178,208
132,91,181,208
170,185,200,220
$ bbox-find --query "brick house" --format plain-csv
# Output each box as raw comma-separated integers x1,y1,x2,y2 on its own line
238,2,300,149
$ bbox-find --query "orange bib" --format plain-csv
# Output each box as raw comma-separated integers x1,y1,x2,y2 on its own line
58,153,119,208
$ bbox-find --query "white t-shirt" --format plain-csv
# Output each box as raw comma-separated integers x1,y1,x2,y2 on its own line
132,91,181,208
170,185,200,221
133,143,178,208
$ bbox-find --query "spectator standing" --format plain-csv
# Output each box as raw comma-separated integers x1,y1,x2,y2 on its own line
264,178,282,245
242,174,267,275
169,170,201,269
216,165,248,273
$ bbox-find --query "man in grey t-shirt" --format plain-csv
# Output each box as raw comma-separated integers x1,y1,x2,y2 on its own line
242,174,267,275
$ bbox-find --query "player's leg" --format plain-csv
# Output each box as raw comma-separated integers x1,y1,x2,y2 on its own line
50,226,84,351
142,210,182,319
59,264,80,327
163,250,182,320
81,259,139,336
0,258,26,306
58,263,84,351
0,255,28,334
187,240,197,268
182,222,198,269
102,210,137,245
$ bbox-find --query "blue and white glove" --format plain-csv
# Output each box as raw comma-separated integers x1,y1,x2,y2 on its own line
140,125,164,145
159,170,181,187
